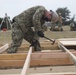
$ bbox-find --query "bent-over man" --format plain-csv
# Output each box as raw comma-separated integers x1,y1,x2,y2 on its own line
7,5,58,53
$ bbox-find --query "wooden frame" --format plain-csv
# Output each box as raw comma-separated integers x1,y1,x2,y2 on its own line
1,73,76,75
58,42,76,65
0,52,76,68
0,42,76,75
20,46,76,75
21,46,32,75
0,44,9,53
29,72,76,75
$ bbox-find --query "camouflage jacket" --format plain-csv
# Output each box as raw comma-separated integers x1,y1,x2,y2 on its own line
13,6,47,33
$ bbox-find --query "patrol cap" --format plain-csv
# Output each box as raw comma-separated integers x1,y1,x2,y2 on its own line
50,10,59,22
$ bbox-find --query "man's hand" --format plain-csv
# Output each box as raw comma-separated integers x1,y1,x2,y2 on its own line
31,40,37,46
37,31,44,37
30,40,37,52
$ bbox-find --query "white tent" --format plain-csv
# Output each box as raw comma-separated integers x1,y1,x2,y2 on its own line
0,13,12,30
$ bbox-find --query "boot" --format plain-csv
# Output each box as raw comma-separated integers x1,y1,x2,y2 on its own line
7,46,18,53
31,40,41,51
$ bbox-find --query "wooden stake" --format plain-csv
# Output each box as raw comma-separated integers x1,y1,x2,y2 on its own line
21,47,32,75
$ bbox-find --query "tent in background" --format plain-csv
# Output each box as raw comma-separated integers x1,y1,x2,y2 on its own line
0,13,12,31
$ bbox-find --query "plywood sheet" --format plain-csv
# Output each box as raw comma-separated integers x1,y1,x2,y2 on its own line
58,38,76,41
59,41,76,46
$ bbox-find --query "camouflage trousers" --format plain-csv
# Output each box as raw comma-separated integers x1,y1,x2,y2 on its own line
7,22,41,53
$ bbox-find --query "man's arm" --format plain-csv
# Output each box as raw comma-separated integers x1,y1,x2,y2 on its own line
33,7,46,32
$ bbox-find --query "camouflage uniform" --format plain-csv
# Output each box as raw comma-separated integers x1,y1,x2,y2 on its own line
7,6,47,53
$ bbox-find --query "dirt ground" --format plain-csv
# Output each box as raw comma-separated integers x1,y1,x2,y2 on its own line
0,26,76,74
0,26,76,44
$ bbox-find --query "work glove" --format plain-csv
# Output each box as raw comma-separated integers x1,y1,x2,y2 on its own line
30,40,38,51
37,31,44,37
30,40,37,47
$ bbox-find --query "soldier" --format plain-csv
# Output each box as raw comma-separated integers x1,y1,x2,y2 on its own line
7,5,58,53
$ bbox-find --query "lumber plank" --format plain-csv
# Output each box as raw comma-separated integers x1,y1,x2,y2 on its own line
18,45,59,51
0,44,9,53
0,53,27,60
0,51,76,60
21,47,32,75
0,74,20,75
0,58,73,68
20,41,57,47
1,73,76,75
2,43,59,53
19,43,59,51
59,41,76,46
29,72,76,75
0,52,76,68
58,38,76,41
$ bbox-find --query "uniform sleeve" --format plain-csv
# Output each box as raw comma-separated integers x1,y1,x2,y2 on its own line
42,25,47,32
33,7,45,32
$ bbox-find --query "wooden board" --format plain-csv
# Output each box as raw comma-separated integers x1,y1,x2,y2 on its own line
21,47,32,75
59,41,76,46
58,38,76,41
0,74,20,75
0,52,76,68
0,44,9,53
0,73,76,75
29,73,76,75
58,43,76,65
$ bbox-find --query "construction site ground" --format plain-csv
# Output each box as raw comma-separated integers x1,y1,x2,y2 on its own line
0,26,76,74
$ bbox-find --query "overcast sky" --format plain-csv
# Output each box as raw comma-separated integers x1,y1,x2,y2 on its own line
0,0,76,19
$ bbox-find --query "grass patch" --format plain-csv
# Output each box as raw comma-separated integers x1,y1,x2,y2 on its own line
0,26,76,44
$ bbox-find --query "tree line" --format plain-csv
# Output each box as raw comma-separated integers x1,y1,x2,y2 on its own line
56,7,75,25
